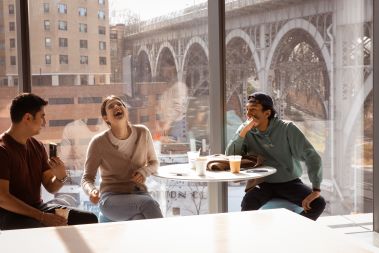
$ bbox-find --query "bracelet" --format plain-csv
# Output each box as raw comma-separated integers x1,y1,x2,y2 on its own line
312,188,321,192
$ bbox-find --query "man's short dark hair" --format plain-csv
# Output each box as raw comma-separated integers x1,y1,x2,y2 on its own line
247,92,277,120
10,93,48,123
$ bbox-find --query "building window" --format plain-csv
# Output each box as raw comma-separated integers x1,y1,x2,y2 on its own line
78,7,87,16
58,21,67,31
48,98,74,105
80,56,88,65
98,11,105,20
58,3,67,14
80,40,88,49
10,56,16,65
99,0,105,5
79,23,87,33
78,97,103,104
45,37,52,48
59,38,68,47
9,22,15,32
43,3,49,13
140,115,149,123
49,119,74,127
110,31,117,39
45,55,51,64
44,20,50,31
8,4,14,15
99,57,106,65
10,38,15,48
0,57,5,65
59,55,68,64
99,41,106,50
98,26,106,35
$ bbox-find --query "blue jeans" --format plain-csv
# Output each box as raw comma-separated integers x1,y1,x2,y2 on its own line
100,192,163,221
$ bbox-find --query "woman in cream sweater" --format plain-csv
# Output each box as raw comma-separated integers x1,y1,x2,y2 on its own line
81,95,163,221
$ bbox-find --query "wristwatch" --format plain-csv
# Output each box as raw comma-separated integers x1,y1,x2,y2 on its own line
56,175,68,184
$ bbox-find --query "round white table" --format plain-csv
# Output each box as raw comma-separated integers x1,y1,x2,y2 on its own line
153,163,276,213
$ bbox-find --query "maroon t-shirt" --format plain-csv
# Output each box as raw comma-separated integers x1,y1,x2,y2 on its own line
0,133,50,206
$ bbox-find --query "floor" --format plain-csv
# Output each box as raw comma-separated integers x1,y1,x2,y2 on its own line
317,213,379,252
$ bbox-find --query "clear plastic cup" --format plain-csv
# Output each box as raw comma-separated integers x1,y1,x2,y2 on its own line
187,151,200,169
228,155,242,173
195,156,208,176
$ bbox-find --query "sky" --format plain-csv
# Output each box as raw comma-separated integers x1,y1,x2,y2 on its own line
109,0,207,22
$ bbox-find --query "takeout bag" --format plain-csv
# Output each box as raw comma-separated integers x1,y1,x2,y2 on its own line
206,154,258,171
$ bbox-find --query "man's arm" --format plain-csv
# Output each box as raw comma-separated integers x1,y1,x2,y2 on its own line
0,179,67,226
42,157,68,194
225,120,256,155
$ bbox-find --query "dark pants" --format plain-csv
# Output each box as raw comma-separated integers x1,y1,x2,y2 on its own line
0,202,98,230
241,178,326,221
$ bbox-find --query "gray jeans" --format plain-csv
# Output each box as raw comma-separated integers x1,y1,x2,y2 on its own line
100,192,163,221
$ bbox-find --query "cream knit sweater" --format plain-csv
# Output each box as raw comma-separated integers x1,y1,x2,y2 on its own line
81,124,159,196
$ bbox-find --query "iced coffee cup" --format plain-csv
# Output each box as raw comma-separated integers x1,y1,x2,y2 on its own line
228,155,242,173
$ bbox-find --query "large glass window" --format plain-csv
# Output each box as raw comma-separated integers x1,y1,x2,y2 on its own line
21,0,374,222
224,0,373,216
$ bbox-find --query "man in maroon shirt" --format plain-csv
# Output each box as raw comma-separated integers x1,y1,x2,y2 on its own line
0,93,97,230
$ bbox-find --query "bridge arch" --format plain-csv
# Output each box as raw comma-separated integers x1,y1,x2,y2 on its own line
135,46,153,83
155,42,179,81
266,18,331,80
266,19,331,119
226,28,261,80
181,36,209,82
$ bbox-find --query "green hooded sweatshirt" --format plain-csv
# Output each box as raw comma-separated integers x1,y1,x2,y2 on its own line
225,117,322,189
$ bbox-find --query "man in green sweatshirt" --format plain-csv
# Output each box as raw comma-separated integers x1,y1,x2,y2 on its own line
225,92,326,220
